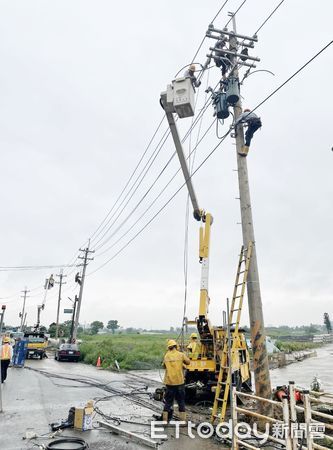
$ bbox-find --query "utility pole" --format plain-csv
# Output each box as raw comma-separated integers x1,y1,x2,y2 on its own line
20,288,30,332
0,304,6,413
69,296,78,343
22,313,27,330
206,13,272,403
72,242,94,341
227,12,272,401
55,271,67,340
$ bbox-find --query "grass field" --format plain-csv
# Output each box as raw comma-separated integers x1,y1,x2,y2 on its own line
79,333,322,370
274,340,320,352
79,333,176,370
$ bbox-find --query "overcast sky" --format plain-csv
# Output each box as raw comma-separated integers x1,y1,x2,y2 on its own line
0,0,332,330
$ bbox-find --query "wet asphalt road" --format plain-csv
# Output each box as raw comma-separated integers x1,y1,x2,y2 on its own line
0,344,332,450
0,354,220,450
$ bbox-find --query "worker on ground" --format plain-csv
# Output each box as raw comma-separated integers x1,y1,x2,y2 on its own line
162,339,190,422
183,64,201,90
235,108,262,156
187,333,201,359
1,336,13,383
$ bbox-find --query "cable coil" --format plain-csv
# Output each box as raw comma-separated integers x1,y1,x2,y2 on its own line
46,437,89,450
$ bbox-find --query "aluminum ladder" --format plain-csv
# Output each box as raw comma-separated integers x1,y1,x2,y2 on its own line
211,241,253,424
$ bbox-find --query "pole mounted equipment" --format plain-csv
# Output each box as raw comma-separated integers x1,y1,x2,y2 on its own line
72,242,94,341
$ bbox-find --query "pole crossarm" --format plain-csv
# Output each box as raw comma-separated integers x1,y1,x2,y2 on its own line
207,24,258,42
209,47,260,62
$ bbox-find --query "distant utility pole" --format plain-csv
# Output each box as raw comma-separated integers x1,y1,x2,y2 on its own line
69,295,78,343
72,242,94,341
55,270,67,339
22,312,27,329
20,288,30,332
208,13,272,402
228,13,272,401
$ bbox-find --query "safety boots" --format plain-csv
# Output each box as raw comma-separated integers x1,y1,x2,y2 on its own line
162,411,169,422
160,410,173,422
178,412,187,423
238,145,249,156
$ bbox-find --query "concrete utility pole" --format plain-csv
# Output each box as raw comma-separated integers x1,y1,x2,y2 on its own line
72,242,94,341
20,288,30,332
0,304,6,413
228,13,272,400
55,271,67,340
69,295,78,343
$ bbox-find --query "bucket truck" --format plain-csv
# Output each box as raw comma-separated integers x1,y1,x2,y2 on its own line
160,77,251,399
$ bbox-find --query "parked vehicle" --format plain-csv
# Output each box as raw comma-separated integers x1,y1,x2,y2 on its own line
24,332,48,359
55,343,80,362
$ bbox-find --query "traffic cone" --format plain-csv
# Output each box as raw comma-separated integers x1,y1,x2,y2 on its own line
96,356,101,368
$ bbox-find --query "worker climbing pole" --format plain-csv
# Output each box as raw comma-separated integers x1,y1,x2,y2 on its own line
206,13,272,407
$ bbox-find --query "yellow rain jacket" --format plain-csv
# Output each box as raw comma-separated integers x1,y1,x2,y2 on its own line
187,339,201,359
163,348,190,386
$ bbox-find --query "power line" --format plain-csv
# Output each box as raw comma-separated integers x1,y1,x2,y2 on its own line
89,124,226,275
181,68,211,341
93,118,216,259
89,116,166,245
20,2,234,289
225,0,248,27
91,126,171,249
59,3,231,273
0,7,227,279
91,92,215,252
93,97,215,257
88,3,231,250
93,95,213,253
90,2,230,248
250,40,333,116
88,41,332,275
211,0,231,24
92,81,223,257
0,264,76,272
191,0,230,62
254,0,286,35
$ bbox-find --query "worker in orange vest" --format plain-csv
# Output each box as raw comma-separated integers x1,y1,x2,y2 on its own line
1,336,13,383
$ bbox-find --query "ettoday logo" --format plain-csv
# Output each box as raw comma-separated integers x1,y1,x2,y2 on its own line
151,419,270,442
151,420,326,441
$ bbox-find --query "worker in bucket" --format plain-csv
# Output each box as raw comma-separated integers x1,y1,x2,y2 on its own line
162,339,190,422
1,336,13,383
235,108,262,156
183,64,201,90
187,333,201,360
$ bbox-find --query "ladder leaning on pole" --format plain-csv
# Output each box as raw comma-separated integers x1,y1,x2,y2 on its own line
211,241,253,424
